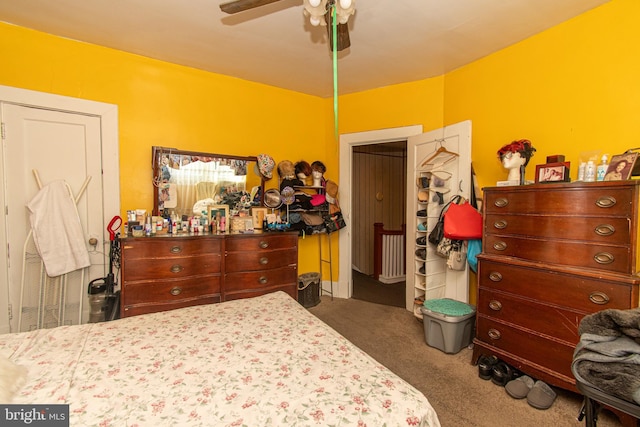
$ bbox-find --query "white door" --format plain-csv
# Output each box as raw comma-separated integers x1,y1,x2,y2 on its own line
0,101,114,332
407,120,472,309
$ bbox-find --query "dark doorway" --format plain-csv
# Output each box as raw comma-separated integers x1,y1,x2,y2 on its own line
352,269,405,307
351,141,407,307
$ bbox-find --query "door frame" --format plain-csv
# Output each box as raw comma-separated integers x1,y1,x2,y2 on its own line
338,125,423,302
0,85,120,333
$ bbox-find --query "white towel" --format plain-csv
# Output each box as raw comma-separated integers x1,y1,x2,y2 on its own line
26,180,91,277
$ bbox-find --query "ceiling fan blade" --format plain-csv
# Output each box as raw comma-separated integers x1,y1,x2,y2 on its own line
324,10,351,52
220,0,283,14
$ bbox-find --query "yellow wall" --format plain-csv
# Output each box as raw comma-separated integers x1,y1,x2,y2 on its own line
0,22,334,273
2,0,638,287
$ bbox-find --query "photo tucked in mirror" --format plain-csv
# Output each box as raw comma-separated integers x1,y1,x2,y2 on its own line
152,146,263,219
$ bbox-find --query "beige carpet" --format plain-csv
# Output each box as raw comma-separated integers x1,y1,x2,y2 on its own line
308,296,623,427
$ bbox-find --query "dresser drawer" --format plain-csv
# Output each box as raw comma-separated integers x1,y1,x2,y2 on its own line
122,276,221,309
225,248,298,272
476,316,575,380
484,213,631,244
478,288,583,343
123,253,222,281
478,259,634,312
483,234,631,273
225,266,298,292
484,185,634,217
122,237,222,258
225,234,297,252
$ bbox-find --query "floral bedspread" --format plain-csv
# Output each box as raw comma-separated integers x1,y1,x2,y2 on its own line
0,291,440,427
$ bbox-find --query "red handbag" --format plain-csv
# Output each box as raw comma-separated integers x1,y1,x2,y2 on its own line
443,201,482,240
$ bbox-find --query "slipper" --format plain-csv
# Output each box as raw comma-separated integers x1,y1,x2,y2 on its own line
505,375,534,399
527,380,557,409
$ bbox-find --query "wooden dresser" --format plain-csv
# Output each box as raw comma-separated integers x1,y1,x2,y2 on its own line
120,232,299,317
473,181,640,392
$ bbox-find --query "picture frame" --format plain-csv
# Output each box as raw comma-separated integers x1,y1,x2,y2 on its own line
604,152,639,181
251,207,268,229
535,162,571,183
208,204,230,232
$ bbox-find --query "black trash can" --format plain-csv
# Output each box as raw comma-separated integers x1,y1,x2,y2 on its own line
298,272,321,308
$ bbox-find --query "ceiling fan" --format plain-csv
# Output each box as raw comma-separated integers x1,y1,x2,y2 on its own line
219,0,352,52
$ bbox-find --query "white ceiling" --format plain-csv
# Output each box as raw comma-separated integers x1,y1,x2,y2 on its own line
0,0,608,98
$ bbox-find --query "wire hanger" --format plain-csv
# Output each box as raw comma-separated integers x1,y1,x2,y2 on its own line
420,140,459,168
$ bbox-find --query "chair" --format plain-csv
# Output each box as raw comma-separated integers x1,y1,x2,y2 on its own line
573,375,640,427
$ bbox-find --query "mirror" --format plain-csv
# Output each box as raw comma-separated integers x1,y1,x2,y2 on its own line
152,146,264,218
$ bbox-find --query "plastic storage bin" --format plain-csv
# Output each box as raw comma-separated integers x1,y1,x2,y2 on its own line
420,298,476,354
298,272,321,308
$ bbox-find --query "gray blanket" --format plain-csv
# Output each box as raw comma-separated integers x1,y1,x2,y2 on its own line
572,308,640,404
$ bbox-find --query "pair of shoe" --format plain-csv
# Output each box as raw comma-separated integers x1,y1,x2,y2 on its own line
417,222,428,231
417,209,427,217
505,376,557,409
477,355,519,386
477,355,499,380
416,236,426,245
415,248,426,259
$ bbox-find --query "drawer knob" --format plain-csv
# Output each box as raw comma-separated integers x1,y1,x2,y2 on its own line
589,291,610,305
488,329,502,340
594,224,615,236
170,246,182,254
488,300,502,311
595,196,617,208
259,240,269,249
170,286,182,296
494,220,507,230
259,276,268,285
259,257,269,265
494,198,509,208
593,252,614,265
489,271,503,282
170,265,184,273
493,241,507,251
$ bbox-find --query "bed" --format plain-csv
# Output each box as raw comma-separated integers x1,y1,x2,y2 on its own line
0,291,440,426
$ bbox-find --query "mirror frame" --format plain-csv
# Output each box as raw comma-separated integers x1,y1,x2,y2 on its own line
151,146,264,217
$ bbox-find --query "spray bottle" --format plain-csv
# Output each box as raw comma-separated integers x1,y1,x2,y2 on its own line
597,154,609,181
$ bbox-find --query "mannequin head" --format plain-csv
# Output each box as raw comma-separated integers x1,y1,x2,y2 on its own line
497,139,536,183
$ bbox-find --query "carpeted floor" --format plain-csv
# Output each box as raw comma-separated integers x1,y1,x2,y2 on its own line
309,296,623,427
352,269,405,307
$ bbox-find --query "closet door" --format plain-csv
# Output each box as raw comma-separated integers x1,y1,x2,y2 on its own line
406,121,471,318
1,103,106,332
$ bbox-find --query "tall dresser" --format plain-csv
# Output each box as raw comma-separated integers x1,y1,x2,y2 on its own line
120,232,299,317
473,181,640,392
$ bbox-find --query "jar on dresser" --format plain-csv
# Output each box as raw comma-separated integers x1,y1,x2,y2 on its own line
473,181,640,392
120,232,299,317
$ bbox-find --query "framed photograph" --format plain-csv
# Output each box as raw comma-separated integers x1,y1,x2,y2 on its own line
251,207,268,229
535,162,571,183
604,152,639,181
208,204,230,232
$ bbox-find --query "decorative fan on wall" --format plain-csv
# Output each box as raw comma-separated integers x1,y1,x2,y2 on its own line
219,0,355,51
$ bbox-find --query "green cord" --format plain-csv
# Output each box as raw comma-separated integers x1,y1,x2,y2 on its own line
332,5,338,141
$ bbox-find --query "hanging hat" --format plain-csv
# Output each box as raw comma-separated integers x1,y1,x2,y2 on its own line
256,154,275,180
325,180,339,204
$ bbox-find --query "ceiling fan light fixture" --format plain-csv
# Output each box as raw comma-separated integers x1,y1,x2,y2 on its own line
335,0,355,24
303,0,329,26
